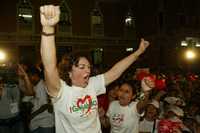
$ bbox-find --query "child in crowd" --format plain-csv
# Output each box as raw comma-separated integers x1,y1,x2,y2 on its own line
98,81,120,133
139,100,160,133
100,78,155,133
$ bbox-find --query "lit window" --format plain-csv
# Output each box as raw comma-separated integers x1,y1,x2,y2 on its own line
125,9,136,27
92,48,103,65
195,43,200,47
17,0,33,34
181,41,188,47
58,0,72,35
91,2,104,37
126,48,133,52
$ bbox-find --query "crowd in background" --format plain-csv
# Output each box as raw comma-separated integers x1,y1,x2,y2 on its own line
97,66,200,133
0,4,200,133
0,58,200,133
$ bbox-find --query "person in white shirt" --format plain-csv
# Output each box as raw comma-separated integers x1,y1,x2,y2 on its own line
39,5,150,133
100,78,154,133
0,77,25,133
139,100,160,133
18,65,55,133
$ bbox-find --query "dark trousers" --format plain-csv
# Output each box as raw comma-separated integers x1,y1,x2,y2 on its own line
0,114,25,133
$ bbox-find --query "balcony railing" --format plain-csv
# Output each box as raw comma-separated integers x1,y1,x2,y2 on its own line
0,32,135,47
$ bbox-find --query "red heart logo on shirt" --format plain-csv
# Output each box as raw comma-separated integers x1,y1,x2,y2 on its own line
77,95,92,114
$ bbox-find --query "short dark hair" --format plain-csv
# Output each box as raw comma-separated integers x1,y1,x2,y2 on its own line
59,53,91,86
27,67,43,79
119,80,137,94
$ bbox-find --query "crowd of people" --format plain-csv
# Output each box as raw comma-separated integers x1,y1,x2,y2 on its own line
0,4,200,133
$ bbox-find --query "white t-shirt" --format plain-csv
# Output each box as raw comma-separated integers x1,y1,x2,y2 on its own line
30,80,55,131
139,119,158,133
107,101,142,133
0,84,20,119
52,74,106,133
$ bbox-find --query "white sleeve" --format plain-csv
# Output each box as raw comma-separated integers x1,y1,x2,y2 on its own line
90,74,106,96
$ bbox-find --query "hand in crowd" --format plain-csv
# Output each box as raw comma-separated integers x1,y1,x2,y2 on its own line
137,38,150,54
40,5,60,28
141,77,155,92
17,64,27,79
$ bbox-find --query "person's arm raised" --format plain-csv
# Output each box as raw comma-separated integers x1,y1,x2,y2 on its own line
17,64,35,96
40,5,61,97
104,38,150,86
137,77,154,114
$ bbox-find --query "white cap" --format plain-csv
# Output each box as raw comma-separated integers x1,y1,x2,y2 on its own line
164,96,185,106
168,105,184,117
148,100,159,109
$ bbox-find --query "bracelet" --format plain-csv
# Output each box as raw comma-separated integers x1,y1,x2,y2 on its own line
41,32,55,36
